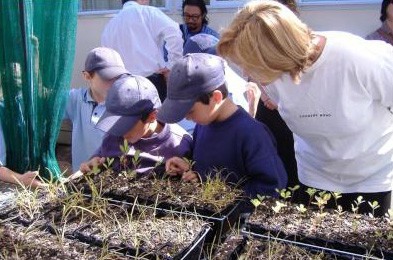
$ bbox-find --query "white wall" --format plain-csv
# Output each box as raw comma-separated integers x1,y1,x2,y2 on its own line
71,4,381,88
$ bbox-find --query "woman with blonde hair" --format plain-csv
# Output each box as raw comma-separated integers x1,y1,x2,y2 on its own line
218,0,393,216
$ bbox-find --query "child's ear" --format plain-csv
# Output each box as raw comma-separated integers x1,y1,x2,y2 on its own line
147,110,158,122
211,90,223,104
83,71,92,81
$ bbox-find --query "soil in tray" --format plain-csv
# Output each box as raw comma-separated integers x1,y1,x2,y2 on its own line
247,197,393,255
0,222,127,260
42,193,208,258
73,206,207,258
214,234,340,260
71,169,244,215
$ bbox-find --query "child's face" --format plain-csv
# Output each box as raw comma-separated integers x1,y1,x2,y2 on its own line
123,120,151,144
84,72,116,96
185,101,215,125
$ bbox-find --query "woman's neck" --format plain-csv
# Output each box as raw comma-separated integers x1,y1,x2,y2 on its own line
307,34,326,66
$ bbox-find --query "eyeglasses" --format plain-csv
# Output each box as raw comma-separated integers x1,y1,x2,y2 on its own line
182,13,202,21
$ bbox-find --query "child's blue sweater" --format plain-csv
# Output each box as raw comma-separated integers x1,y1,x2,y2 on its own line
192,107,288,197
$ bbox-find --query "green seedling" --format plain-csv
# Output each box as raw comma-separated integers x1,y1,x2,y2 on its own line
368,200,380,218
312,193,331,213
331,191,342,208
275,188,292,200
351,196,365,214
272,201,287,214
288,185,300,202
296,204,307,215
102,157,114,170
305,188,318,206
250,194,266,208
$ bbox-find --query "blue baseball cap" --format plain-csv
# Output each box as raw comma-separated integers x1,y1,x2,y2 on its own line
157,53,226,123
84,47,129,80
183,33,219,55
96,75,161,136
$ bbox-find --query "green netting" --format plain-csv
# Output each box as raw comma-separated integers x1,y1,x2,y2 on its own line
0,0,77,180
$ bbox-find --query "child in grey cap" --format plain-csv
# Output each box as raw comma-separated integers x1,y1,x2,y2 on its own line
79,74,192,174
64,47,130,172
158,53,287,198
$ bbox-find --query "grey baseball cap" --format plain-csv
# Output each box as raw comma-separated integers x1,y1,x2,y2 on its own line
96,75,161,137
157,53,226,123
183,33,219,55
84,47,129,80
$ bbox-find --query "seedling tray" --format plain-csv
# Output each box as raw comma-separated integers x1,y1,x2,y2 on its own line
243,223,391,259
241,228,384,260
103,194,252,245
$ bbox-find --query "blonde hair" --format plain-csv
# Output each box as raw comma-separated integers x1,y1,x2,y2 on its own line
217,0,313,84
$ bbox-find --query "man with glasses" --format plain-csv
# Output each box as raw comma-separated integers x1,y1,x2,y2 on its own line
180,0,219,42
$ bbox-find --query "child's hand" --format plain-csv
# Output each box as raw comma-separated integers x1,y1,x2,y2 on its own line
165,157,189,176
182,170,199,183
79,157,105,174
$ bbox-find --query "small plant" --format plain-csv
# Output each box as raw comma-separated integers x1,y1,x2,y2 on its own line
331,191,342,208
89,164,101,176
182,157,196,172
250,194,266,208
311,192,331,213
199,173,240,211
14,186,42,220
119,138,130,171
295,204,307,215
288,185,300,201
351,196,365,214
102,157,114,170
367,200,380,218
131,149,141,169
275,188,291,200
305,188,318,206
334,205,344,216
351,218,360,232
272,201,287,214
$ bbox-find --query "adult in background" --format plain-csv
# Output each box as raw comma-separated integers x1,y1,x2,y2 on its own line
180,0,219,42
366,0,393,45
101,0,183,101
218,1,393,216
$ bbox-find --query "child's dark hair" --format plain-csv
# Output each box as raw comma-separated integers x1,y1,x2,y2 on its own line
140,109,156,122
380,0,391,22
197,83,228,105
